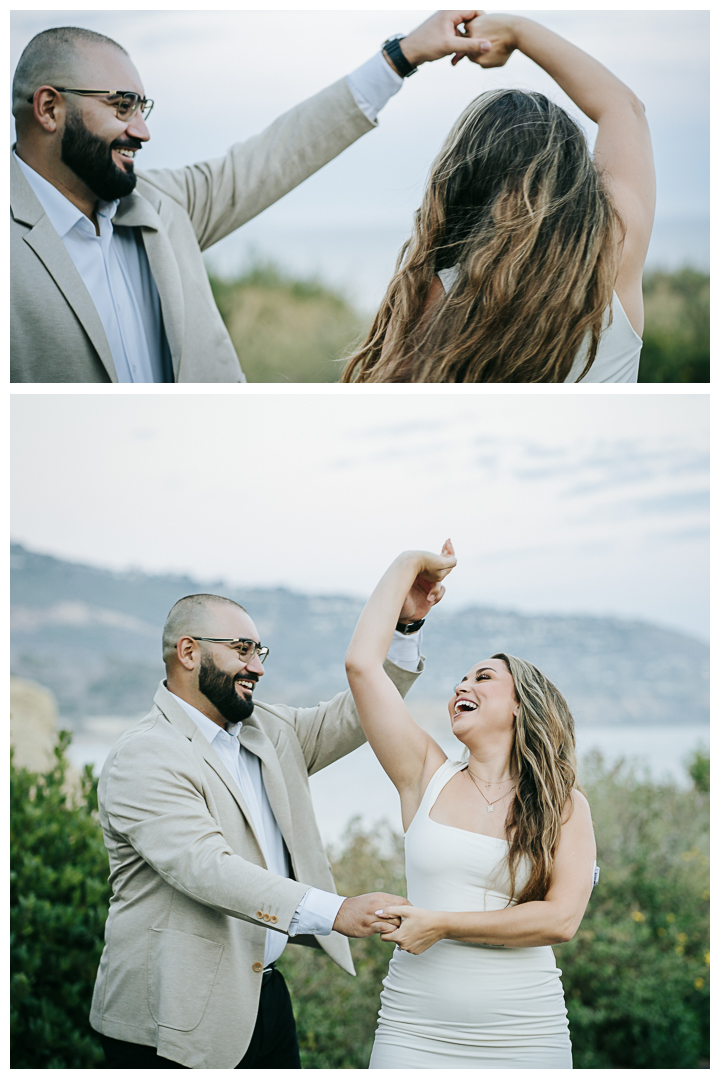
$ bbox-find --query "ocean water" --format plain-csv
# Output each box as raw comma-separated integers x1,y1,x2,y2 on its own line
67,721,707,848
203,216,710,314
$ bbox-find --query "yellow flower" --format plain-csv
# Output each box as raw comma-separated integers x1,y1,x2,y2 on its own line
682,851,693,861
702,890,710,900
695,978,704,991
666,913,676,923
677,932,688,944
631,911,645,922
675,945,685,956
657,927,667,937
705,952,710,966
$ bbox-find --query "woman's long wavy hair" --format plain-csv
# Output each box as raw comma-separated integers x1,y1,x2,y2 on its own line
341,89,623,383
490,652,579,905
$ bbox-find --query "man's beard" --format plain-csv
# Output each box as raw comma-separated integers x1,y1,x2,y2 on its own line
61,107,138,202
198,653,256,725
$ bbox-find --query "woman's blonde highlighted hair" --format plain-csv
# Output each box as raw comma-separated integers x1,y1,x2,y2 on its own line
342,89,622,383
491,652,579,905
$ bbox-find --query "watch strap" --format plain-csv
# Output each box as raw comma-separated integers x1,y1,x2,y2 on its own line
382,35,418,79
395,617,425,635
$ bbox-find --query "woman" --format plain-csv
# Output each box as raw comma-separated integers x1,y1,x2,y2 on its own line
342,13,655,382
345,541,596,1068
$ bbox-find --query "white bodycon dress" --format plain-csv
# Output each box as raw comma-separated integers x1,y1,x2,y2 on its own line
369,759,573,1069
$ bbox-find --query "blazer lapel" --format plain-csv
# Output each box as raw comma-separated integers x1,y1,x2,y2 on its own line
114,190,185,374
239,722,295,854
11,154,118,382
152,683,267,865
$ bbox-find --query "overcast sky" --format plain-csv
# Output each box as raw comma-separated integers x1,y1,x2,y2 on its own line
11,394,709,641
10,8,710,305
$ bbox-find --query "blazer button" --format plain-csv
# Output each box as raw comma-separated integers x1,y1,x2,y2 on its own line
270,915,278,923
256,911,264,919
252,962,263,973
263,914,271,922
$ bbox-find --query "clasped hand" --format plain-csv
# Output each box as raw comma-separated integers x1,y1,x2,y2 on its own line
398,539,456,624
375,905,445,955
399,11,492,68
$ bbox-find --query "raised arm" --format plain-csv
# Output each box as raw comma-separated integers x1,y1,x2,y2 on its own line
378,789,597,951
345,542,456,829
465,13,655,332
259,655,424,776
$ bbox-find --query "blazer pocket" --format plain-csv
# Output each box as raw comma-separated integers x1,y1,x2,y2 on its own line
148,928,223,1031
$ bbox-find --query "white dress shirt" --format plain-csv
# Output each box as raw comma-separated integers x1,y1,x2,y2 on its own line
169,629,421,967
12,53,402,383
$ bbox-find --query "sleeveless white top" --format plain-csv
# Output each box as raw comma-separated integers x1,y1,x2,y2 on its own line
437,266,642,383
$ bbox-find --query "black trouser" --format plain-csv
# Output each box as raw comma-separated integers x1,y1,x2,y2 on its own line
100,967,301,1069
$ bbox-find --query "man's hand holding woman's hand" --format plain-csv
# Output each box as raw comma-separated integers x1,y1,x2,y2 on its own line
395,11,493,70
333,893,410,938
461,12,521,68
375,905,446,954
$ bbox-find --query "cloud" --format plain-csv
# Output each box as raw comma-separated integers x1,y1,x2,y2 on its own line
635,490,709,516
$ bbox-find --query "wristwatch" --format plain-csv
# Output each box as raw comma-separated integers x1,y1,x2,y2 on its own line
395,617,425,635
382,34,418,79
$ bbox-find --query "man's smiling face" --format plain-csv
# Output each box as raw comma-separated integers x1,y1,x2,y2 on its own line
59,42,150,201
194,607,266,725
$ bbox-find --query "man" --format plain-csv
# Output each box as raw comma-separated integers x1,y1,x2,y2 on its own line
11,13,491,382
90,582,433,1068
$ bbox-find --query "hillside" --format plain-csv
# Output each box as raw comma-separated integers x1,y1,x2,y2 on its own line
10,544,708,729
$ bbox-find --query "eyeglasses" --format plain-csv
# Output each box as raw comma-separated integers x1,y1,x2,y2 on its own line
188,637,270,664
28,88,154,121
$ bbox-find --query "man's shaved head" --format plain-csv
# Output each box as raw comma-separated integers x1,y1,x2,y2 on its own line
12,27,128,122
162,594,248,666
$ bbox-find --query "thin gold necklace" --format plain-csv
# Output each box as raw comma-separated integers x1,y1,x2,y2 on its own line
466,766,518,791
465,767,515,814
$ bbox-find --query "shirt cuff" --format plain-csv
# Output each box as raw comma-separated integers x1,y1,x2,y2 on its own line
387,627,423,671
346,50,403,123
288,887,347,937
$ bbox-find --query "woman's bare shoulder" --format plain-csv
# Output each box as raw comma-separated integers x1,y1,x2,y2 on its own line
422,274,446,316
561,787,593,827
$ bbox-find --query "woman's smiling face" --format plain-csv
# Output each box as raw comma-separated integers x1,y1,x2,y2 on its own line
448,658,518,741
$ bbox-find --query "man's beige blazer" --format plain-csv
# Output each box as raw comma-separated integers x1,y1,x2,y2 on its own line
11,78,374,383
89,663,420,1069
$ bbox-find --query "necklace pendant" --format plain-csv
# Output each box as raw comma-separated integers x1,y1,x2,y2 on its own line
487,804,495,813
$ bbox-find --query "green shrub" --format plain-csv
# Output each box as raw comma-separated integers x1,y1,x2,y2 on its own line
10,737,709,1069
10,733,109,1069
638,269,710,382
560,751,710,1068
209,263,365,383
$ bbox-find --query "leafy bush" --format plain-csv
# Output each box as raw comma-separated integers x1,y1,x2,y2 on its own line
638,269,710,382
559,751,710,1068
209,263,364,383
10,733,109,1068
10,737,709,1069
